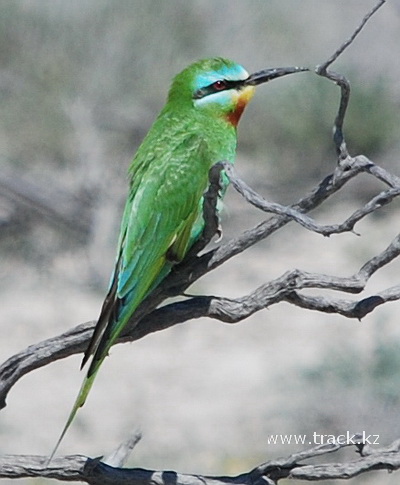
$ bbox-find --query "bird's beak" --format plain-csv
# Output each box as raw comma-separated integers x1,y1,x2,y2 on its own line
244,66,308,86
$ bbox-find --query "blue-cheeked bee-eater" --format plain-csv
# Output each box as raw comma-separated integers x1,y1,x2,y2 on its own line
49,57,306,460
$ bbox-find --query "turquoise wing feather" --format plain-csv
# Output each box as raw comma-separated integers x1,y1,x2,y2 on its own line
48,133,215,460
90,132,213,371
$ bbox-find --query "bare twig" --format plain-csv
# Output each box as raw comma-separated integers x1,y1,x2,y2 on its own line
316,0,386,160
222,161,400,236
317,0,386,71
103,430,142,467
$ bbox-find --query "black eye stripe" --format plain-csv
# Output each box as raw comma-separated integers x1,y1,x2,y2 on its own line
193,79,245,100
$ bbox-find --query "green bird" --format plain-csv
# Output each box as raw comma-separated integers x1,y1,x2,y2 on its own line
49,57,305,460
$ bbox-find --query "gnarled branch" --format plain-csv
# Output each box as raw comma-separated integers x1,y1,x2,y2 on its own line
1,436,400,484
1,154,399,411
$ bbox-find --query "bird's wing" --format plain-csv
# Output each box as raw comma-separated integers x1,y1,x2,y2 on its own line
48,135,211,461
108,134,209,347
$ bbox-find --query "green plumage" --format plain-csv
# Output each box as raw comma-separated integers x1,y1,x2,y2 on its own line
50,56,306,460
49,58,241,459
85,69,238,376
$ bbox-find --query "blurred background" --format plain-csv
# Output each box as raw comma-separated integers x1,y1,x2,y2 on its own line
0,1,400,484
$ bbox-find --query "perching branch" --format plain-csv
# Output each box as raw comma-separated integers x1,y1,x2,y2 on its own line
1,153,399,411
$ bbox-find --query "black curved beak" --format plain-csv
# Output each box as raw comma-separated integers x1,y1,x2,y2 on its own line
244,66,308,86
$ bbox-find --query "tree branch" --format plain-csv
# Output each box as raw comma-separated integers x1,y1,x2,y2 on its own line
1,437,400,483
0,155,399,410
221,160,400,236
315,0,386,160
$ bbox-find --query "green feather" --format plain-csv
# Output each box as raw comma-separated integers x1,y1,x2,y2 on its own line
49,58,243,460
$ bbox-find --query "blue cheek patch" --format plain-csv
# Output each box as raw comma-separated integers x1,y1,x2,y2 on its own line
194,90,234,107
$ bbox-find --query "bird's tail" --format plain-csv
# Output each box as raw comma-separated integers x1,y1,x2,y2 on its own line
47,306,130,464
47,260,165,464
47,368,98,464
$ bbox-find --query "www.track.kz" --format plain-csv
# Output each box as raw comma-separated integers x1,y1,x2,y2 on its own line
267,431,379,446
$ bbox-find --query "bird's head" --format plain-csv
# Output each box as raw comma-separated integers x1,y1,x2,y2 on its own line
167,57,307,127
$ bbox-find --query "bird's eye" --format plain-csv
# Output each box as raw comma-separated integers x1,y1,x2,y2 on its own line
193,79,231,100
213,80,227,91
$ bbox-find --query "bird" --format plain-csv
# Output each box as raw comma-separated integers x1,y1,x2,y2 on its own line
49,57,306,460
